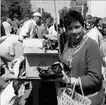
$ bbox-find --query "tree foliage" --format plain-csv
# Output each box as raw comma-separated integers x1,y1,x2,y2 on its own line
9,1,22,19
1,0,54,23
36,8,53,23
1,0,33,20
58,6,69,21
58,6,69,27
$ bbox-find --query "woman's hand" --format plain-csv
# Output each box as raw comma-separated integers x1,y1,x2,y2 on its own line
70,77,79,86
61,70,80,85
62,70,70,84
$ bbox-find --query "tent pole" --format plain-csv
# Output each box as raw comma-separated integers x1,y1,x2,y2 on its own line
53,0,61,58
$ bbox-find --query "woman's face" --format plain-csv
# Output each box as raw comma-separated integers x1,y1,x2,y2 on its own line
66,21,84,41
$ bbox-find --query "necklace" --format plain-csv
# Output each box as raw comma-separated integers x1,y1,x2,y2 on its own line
61,35,88,69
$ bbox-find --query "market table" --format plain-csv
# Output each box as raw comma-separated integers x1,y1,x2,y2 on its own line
2,38,106,105
20,39,60,105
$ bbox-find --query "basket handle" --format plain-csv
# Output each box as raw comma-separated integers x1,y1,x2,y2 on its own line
78,77,84,96
71,77,84,98
71,82,76,98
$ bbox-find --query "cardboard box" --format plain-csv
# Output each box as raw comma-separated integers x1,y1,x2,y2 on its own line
24,47,59,77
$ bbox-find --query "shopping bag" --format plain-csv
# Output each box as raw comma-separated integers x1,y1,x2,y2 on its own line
9,55,25,77
0,81,17,105
58,82,91,105
0,81,25,105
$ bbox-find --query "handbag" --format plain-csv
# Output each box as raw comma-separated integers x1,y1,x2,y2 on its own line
58,82,91,105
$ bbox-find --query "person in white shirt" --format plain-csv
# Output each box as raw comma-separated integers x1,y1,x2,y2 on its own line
86,26,103,46
48,23,58,39
19,12,42,39
0,35,23,71
2,18,12,36
44,23,58,40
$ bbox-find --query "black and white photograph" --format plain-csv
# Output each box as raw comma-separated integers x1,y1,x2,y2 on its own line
0,0,106,105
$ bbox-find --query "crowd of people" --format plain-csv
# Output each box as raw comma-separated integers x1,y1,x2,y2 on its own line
0,12,58,75
0,7,106,105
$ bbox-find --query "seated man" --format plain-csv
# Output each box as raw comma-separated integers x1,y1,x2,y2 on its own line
19,12,42,39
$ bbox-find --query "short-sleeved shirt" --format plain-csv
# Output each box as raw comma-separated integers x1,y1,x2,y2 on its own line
87,26,103,45
2,21,11,36
19,19,38,38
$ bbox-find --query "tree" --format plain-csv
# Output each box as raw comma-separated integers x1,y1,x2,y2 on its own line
1,0,33,20
19,0,33,19
9,1,22,20
70,0,77,9
1,0,11,17
36,8,53,23
58,6,69,27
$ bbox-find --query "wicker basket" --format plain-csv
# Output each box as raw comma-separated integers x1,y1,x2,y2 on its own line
58,83,91,105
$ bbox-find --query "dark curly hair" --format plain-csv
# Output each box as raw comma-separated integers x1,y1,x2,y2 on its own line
64,9,84,29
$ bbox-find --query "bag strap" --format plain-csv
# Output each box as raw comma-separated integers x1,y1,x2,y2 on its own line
63,83,77,98
70,77,84,98
71,82,76,98
78,77,84,96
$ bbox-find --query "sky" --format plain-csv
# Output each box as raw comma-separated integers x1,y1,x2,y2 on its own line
30,0,106,19
30,0,71,18
87,1,106,18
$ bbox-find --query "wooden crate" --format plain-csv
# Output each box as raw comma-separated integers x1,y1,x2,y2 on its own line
24,47,59,77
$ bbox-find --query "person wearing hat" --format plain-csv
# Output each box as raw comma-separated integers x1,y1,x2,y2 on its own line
19,12,42,39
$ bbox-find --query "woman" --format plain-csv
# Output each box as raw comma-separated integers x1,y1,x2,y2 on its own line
60,9,104,105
